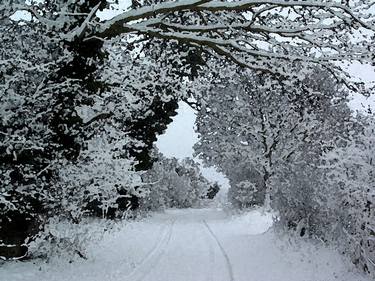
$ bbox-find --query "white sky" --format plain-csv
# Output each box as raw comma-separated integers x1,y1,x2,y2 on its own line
156,102,230,188
346,63,375,112
97,0,132,20
156,102,198,159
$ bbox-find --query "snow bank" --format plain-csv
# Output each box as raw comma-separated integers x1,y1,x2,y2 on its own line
228,209,274,235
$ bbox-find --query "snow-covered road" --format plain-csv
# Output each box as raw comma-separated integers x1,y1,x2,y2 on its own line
126,210,235,281
0,208,370,281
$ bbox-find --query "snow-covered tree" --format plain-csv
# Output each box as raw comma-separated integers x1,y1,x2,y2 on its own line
96,0,374,91
0,0,200,259
0,15,68,259
58,129,143,221
269,113,374,276
194,63,375,275
319,115,375,275
4,1,374,93
195,68,347,208
140,154,211,210
268,71,357,233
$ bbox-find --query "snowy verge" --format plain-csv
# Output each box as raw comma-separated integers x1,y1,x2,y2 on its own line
0,208,371,281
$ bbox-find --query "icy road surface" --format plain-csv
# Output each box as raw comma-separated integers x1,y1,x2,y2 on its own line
0,208,370,281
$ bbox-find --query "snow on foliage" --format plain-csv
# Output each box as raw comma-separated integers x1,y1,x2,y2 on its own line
0,0,196,259
140,152,212,210
320,115,375,275
58,129,143,221
101,1,374,94
195,68,341,208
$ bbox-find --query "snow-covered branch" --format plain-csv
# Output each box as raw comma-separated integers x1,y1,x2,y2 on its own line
86,0,375,88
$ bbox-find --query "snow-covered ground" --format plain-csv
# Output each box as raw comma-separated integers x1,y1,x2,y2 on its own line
0,208,370,281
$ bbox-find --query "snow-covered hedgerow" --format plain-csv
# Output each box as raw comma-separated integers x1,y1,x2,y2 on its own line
58,128,144,221
140,154,211,210
194,67,375,275
27,217,114,260
322,116,375,275
270,115,375,276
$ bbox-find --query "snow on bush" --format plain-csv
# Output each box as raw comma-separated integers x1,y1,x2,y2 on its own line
58,127,143,221
140,154,211,210
228,180,262,209
271,115,375,276
321,115,375,275
28,217,116,260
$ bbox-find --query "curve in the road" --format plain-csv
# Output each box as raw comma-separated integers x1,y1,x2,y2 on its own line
203,220,235,281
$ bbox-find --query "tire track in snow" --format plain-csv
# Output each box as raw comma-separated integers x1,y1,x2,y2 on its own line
123,220,175,281
203,220,235,281
201,221,216,281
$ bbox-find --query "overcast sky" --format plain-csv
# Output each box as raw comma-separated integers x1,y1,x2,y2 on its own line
155,102,230,188
346,63,375,112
